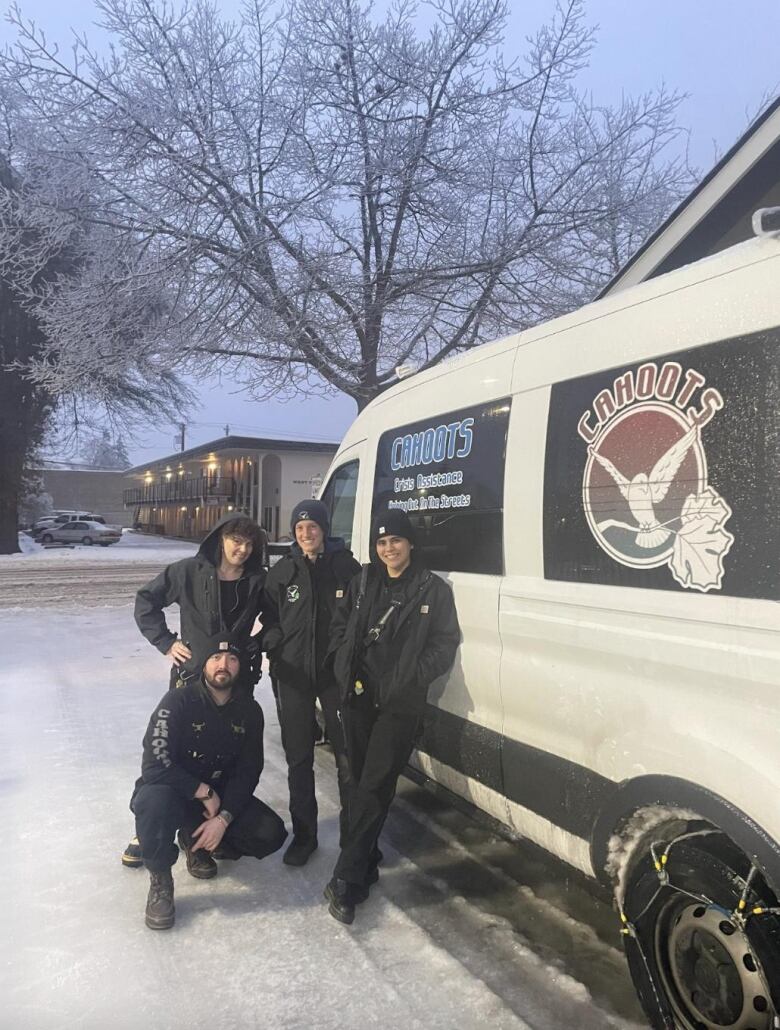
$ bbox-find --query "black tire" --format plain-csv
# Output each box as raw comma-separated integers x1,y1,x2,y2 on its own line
99,542,110,547
41,533,53,544
622,822,780,1030
81,536,93,545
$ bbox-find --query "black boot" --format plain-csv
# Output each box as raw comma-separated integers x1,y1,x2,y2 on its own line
145,869,175,930
283,836,318,867
324,878,356,924
177,830,218,879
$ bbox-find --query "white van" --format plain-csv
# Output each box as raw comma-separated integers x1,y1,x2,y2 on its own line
318,232,780,1029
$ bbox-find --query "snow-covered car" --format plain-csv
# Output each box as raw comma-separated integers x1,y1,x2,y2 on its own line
32,512,106,536
38,520,121,546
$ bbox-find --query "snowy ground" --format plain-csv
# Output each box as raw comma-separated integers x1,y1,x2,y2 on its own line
0,548,647,1030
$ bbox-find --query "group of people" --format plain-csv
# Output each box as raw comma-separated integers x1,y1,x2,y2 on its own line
126,501,460,930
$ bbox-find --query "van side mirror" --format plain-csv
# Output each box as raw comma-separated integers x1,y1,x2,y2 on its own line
752,206,780,236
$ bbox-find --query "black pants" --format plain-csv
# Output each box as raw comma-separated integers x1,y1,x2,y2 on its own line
275,676,350,845
333,696,420,886
132,783,287,872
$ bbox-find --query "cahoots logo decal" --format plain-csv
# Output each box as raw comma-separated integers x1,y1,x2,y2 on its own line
577,360,734,592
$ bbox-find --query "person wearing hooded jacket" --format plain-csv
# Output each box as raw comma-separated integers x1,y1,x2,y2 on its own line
134,514,268,690
262,500,361,866
131,633,286,929
323,509,460,925
122,514,268,868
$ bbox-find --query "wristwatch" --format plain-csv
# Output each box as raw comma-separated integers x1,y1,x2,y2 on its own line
218,810,233,827
196,786,214,801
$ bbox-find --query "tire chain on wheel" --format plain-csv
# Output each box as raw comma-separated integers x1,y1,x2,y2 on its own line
616,824,780,1030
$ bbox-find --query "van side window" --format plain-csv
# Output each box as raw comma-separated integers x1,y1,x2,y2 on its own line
373,400,510,575
320,460,359,549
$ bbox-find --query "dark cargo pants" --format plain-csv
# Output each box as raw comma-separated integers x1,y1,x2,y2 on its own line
275,676,350,845
334,695,420,886
132,783,287,872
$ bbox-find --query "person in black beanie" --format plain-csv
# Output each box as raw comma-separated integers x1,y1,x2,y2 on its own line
130,633,286,930
262,499,361,866
323,508,460,924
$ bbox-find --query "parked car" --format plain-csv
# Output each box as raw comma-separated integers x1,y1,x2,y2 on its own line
38,520,121,547
32,512,106,536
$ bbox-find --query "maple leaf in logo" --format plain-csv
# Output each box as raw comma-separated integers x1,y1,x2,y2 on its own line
670,489,734,592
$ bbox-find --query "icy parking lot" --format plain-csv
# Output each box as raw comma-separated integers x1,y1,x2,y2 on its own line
0,545,646,1030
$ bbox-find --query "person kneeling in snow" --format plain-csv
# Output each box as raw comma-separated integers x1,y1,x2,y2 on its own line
130,634,286,930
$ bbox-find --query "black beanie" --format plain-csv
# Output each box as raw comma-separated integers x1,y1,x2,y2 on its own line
290,499,330,536
199,633,243,672
371,509,416,546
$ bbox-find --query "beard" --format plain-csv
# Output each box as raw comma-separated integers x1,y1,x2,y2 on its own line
205,669,236,691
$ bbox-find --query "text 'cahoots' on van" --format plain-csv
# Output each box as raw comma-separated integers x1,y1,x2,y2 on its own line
317,229,780,1030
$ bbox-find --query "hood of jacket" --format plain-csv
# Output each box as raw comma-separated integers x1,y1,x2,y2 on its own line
196,514,265,573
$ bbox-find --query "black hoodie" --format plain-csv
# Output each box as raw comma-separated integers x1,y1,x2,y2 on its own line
131,670,264,818
134,515,267,680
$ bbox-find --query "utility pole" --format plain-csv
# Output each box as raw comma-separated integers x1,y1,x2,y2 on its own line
224,423,230,437
179,423,186,451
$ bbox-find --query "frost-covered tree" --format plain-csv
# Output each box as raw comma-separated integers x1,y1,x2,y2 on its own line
81,429,131,469
0,141,188,553
18,466,53,526
0,153,58,553
1,0,693,410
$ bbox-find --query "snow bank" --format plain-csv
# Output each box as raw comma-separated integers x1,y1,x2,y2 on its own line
6,530,197,565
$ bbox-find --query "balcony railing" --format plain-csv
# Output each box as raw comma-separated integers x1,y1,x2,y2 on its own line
124,476,237,506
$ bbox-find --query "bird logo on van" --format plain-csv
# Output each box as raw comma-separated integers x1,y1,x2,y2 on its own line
580,362,734,592
589,423,699,550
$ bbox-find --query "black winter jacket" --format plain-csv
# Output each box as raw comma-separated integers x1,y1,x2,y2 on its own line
134,515,266,679
132,680,264,818
262,539,361,689
329,561,460,715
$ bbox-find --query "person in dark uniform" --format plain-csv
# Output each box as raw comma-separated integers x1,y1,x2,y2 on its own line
324,509,460,924
122,515,268,868
262,500,361,866
131,634,286,930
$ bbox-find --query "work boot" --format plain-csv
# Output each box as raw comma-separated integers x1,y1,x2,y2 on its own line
145,870,175,930
324,878,356,925
177,830,218,879
121,836,143,868
283,836,318,867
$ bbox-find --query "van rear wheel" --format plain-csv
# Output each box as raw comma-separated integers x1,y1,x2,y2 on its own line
622,826,780,1030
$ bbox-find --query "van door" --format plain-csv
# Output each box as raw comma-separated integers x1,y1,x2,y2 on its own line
498,386,603,876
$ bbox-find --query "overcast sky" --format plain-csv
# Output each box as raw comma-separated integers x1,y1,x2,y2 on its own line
3,0,778,467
